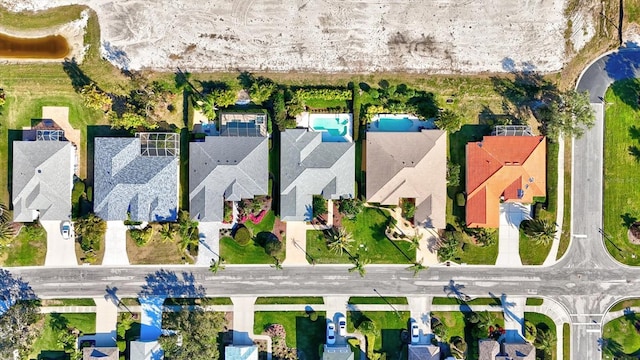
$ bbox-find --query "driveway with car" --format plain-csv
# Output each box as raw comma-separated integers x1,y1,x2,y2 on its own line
41,220,78,266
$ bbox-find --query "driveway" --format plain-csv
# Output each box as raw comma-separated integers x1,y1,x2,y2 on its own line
282,221,310,265
196,222,222,266
495,202,530,267
41,220,77,266
102,221,130,265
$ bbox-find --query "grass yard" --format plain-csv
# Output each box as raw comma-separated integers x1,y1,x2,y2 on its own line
254,311,326,360
519,228,553,265
41,298,96,306
430,310,505,359
220,236,283,264
348,297,407,305
432,297,501,306
243,210,276,234
306,207,414,264
126,224,190,265
455,241,499,265
602,314,640,359
603,79,640,265
557,138,572,260
526,298,545,306
563,323,570,360
1,223,46,266
255,297,324,305
347,311,410,360
29,313,96,359
524,312,557,360
610,298,640,312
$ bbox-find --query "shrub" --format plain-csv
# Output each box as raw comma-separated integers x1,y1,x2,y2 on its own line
447,162,461,187
234,227,252,246
75,213,106,252
401,199,415,220
456,193,466,207
131,226,153,246
312,195,327,218
294,88,351,101
338,198,363,219
264,238,283,256
524,320,537,342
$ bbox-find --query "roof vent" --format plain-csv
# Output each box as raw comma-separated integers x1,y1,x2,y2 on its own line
529,177,534,182
37,169,42,173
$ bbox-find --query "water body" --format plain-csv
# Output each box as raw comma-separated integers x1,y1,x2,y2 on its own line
0,33,69,59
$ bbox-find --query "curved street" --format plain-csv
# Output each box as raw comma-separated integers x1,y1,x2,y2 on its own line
5,48,640,359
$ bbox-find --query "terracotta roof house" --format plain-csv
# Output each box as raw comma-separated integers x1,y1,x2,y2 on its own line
12,127,74,222
83,347,119,360
280,129,355,222
366,129,446,229
465,134,546,228
94,133,180,222
189,136,268,221
408,344,441,360
478,339,500,360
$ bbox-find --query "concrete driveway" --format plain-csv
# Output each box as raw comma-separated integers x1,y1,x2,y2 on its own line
41,220,78,266
102,221,130,265
196,222,222,266
495,202,530,267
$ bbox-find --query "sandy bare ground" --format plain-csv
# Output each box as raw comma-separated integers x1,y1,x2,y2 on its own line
0,9,88,63
1,0,595,73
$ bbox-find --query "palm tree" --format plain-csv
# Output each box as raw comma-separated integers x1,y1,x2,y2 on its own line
327,227,354,256
406,261,427,277
209,258,226,274
0,203,9,223
522,218,557,245
271,256,283,270
535,329,555,356
159,223,174,243
348,254,370,277
0,221,14,248
408,230,421,251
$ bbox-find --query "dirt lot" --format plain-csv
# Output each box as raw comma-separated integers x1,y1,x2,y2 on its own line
2,0,595,74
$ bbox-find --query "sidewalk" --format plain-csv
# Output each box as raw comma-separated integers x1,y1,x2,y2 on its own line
544,136,565,265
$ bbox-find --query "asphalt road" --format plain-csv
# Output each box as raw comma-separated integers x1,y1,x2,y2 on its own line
4,48,640,359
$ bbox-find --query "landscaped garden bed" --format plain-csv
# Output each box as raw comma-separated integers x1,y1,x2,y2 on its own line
254,311,326,360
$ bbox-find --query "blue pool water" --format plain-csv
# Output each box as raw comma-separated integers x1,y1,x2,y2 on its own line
310,116,349,137
377,117,414,131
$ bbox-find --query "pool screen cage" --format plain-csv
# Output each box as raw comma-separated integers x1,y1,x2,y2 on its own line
36,129,64,141
491,125,533,137
136,132,180,157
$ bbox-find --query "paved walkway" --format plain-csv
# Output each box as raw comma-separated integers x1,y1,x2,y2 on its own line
416,228,439,266
544,136,565,265
283,221,311,265
94,297,118,347
197,222,224,266
103,221,130,266
495,203,530,267
41,220,78,266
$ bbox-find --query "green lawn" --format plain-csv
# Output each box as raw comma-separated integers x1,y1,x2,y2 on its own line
430,310,505,359
563,323,570,360
456,241,499,265
519,228,553,265
603,79,640,265
557,138,572,260
346,311,410,360
29,313,96,359
243,210,276,234
1,223,47,266
219,236,282,264
254,311,326,360
41,298,96,306
602,314,640,359
164,297,233,306
255,297,324,305
526,298,544,306
348,297,408,305
306,207,414,264
524,312,557,360
610,298,640,312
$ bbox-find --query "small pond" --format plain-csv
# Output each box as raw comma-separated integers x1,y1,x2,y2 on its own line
0,32,69,59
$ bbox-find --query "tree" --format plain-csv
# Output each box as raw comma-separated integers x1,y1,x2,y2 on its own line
358,319,377,337
327,227,354,256
434,109,462,132
209,258,226,274
264,238,283,256
312,195,328,219
109,111,158,130
535,329,555,356
271,256,283,270
233,227,252,246
437,232,460,262
57,330,77,352
447,162,461,187
524,320,537,342
0,221,14,250
177,210,199,253
158,308,226,360
196,94,218,120
75,213,106,253
130,226,153,246
540,89,595,140
348,254,370,277
159,223,176,243
406,261,427,277
79,83,112,111
408,230,421,251
338,198,363,219
0,272,41,360
249,81,276,105
522,218,556,245
401,199,415,220
0,88,5,107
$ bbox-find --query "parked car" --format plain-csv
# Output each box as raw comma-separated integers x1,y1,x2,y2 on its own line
338,316,347,336
411,322,420,344
327,322,336,345
61,221,72,240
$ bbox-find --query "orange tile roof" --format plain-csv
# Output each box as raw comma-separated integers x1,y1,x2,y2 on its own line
466,136,546,228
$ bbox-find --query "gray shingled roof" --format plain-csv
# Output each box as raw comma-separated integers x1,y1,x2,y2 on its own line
189,136,268,221
130,340,163,360
225,345,258,360
408,344,441,360
501,342,535,360
280,129,355,222
94,137,179,222
478,339,500,360
12,140,73,222
83,347,119,360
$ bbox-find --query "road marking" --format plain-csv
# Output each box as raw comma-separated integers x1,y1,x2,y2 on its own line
570,314,603,316
573,234,587,238
586,329,601,333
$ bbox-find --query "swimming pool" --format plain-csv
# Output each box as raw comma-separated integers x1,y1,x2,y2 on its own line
309,114,352,142
378,117,414,131
370,114,434,132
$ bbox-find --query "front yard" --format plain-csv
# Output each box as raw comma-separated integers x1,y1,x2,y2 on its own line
602,313,640,359
0,223,46,266
253,311,326,360
126,223,191,264
346,310,410,360
29,312,96,359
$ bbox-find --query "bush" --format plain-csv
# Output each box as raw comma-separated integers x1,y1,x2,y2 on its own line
306,310,318,322
338,198,363,219
294,88,351,101
75,213,106,252
401,199,415,220
456,193,466,207
264,238,283,256
234,227,252,246
130,226,153,246
524,320,537,342
312,195,328,218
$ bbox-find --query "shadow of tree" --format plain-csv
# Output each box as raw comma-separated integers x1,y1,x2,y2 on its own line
628,145,640,162
621,213,638,228
138,269,206,298
49,312,70,331
610,78,640,110
629,125,640,140
0,268,39,314
62,57,93,91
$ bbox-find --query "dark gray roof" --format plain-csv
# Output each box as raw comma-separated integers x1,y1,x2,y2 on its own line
322,346,353,360
280,129,355,221
94,136,179,222
12,140,73,222
189,136,268,221
408,344,441,360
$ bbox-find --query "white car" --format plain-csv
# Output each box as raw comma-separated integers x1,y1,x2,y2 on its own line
411,322,420,344
326,322,336,345
338,316,347,336
61,221,72,240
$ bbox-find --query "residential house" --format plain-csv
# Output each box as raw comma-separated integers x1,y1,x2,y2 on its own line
225,345,259,360
82,347,119,360
93,133,179,222
366,129,446,229
408,344,441,360
130,340,163,360
465,131,546,228
478,339,535,360
322,345,354,360
12,123,74,222
478,339,500,360
280,129,355,222
189,134,268,222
